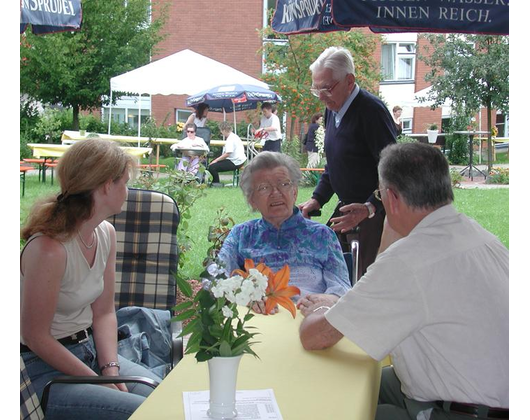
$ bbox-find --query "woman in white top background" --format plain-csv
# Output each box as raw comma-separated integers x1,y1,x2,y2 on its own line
185,103,210,128
20,139,161,420
208,121,247,186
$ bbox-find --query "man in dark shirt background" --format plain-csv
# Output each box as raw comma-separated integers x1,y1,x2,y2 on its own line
299,46,396,279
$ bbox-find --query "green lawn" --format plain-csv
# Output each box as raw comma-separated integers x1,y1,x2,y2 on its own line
20,174,509,280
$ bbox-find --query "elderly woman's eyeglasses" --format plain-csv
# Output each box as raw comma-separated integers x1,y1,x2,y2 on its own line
374,189,382,201
310,80,340,98
255,180,293,196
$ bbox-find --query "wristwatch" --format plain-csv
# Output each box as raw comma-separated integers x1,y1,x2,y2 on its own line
364,202,375,219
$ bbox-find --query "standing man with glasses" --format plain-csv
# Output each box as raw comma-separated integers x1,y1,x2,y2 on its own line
299,46,397,278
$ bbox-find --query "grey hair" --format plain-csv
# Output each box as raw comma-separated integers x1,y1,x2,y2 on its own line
240,152,302,202
309,46,356,80
378,143,454,210
218,121,233,133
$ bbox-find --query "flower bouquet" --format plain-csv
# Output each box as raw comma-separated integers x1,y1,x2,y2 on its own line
173,259,300,362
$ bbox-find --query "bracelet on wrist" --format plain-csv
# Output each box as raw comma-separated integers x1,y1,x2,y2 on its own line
100,361,120,373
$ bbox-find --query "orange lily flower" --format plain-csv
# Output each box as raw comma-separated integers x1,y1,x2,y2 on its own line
233,259,300,318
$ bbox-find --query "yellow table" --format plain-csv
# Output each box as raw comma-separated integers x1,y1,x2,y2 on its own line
27,143,152,159
130,309,382,420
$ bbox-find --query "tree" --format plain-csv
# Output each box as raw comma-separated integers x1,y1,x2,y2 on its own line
419,34,509,172
259,25,381,140
20,0,167,131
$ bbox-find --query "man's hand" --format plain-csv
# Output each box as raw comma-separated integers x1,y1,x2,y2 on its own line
298,198,321,219
329,203,368,233
297,294,339,317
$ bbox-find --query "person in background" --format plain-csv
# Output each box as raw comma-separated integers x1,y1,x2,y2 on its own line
299,142,508,420
20,139,161,420
185,103,209,128
298,46,396,279
303,112,323,168
208,121,247,187
218,152,351,313
171,123,209,175
253,102,282,152
392,106,403,136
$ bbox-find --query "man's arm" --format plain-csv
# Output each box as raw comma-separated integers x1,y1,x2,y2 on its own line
299,308,344,350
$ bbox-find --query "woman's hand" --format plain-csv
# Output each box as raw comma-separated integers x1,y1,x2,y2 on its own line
251,299,278,315
101,367,128,392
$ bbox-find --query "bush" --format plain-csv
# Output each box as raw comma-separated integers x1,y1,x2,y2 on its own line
397,134,417,144
450,168,464,188
487,167,509,185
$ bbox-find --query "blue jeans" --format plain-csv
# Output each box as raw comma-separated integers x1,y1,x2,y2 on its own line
21,336,162,420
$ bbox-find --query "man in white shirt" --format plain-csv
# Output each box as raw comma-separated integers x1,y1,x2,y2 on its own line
298,143,509,420
254,102,282,152
207,121,247,186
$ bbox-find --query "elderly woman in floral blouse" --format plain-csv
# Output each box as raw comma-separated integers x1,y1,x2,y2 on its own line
218,152,351,314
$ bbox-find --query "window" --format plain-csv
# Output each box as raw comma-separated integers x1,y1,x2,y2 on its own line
176,109,192,124
401,118,412,134
381,43,416,82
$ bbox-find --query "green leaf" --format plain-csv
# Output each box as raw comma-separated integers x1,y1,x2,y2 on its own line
219,340,232,357
172,301,194,312
176,276,193,298
172,309,196,321
179,317,201,337
196,350,212,362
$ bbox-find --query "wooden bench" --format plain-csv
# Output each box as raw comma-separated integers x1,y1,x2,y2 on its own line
138,164,167,177
20,162,33,197
45,162,58,185
300,167,324,182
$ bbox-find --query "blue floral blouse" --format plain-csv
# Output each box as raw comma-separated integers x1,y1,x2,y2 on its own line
218,208,351,300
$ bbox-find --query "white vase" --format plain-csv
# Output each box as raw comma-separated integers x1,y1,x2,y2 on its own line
427,129,439,144
207,355,242,419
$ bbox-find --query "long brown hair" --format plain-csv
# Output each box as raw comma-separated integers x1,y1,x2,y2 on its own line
21,139,135,241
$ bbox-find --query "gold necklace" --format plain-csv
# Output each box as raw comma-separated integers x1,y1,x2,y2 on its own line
78,230,96,249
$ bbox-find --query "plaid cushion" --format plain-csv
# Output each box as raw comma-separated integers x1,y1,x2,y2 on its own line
20,356,44,420
108,189,180,310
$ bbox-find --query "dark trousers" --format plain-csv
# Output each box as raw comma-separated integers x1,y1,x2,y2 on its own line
208,159,237,183
262,140,281,152
377,367,505,420
329,205,385,280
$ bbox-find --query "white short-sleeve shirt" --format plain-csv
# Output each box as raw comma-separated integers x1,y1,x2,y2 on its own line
326,205,509,408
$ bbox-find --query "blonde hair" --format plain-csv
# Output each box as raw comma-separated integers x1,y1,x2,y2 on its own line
21,139,135,241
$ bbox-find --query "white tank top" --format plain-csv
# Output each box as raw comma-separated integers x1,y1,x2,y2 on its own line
20,221,112,342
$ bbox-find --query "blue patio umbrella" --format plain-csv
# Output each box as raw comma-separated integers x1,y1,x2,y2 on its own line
186,83,282,129
20,0,83,35
272,0,508,35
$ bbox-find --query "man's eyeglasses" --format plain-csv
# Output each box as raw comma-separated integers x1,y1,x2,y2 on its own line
187,130,195,134
310,80,340,98
254,180,293,196
374,189,382,201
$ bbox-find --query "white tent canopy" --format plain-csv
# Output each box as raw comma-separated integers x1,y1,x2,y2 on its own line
108,49,268,135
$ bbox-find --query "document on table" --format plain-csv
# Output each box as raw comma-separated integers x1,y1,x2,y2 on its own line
183,389,283,420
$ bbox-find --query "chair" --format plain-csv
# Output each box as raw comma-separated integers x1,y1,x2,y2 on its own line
21,355,159,419
107,188,182,367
